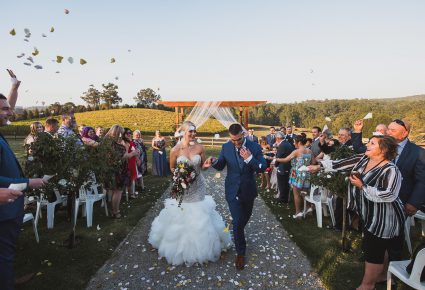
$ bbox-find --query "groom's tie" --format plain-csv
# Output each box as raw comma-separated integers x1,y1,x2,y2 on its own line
236,148,244,170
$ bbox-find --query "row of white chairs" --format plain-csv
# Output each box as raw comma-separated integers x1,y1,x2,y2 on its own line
23,182,108,244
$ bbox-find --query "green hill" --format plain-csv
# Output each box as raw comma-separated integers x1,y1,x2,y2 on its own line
2,108,229,136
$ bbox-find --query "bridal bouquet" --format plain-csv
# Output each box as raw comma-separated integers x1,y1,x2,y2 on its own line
171,160,198,207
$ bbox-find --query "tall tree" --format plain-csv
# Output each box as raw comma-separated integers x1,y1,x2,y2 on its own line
134,88,161,108
63,102,76,113
48,102,63,115
100,83,121,108
81,85,101,108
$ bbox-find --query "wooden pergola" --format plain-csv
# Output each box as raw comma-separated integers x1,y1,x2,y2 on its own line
158,101,266,130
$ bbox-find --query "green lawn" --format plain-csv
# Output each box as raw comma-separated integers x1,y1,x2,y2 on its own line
6,139,422,290
259,187,422,290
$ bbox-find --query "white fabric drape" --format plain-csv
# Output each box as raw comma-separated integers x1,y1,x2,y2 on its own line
185,101,243,131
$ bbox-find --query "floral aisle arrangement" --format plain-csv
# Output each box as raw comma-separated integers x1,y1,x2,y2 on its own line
171,160,198,207
310,145,356,199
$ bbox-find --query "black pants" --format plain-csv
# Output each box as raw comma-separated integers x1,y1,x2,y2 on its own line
0,216,22,290
277,172,290,203
335,197,347,230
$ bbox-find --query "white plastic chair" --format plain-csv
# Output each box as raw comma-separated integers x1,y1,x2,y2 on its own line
74,184,108,227
302,185,336,228
23,200,41,243
39,189,64,229
387,248,425,290
404,211,425,255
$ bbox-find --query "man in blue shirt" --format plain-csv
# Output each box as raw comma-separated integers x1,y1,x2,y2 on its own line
0,70,45,290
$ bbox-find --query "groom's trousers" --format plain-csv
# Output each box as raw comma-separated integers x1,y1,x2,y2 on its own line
0,216,22,290
228,196,254,256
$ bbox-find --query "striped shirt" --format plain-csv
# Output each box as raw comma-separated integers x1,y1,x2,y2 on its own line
321,155,405,239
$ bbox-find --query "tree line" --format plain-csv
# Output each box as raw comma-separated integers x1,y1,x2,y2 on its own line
13,83,169,121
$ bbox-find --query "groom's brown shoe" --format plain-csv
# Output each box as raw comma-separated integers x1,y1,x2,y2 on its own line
235,255,245,270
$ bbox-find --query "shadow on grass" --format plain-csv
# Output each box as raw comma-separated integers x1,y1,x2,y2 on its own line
16,175,170,290
259,186,424,290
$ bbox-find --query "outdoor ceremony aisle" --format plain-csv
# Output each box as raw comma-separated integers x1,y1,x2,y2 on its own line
86,169,324,290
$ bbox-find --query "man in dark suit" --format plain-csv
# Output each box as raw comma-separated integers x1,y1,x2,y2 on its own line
285,125,297,144
246,129,258,143
310,126,322,157
274,132,295,203
0,70,45,289
266,126,276,147
207,123,266,270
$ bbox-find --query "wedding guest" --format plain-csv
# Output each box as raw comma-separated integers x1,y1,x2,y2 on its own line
274,132,294,204
103,125,138,218
123,128,138,198
305,138,313,149
23,121,44,156
309,135,405,290
44,118,59,136
259,136,272,189
81,126,99,147
319,127,353,230
95,126,104,141
352,120,386,153
0,70,46,289
247,129,258,143
152,130,170,177
279,126,287,137
352,119,425,216
286,125,297,144
270,135,314,217
310,126,322,157
133,130,147,189
266,126,276,147
57,112,83,145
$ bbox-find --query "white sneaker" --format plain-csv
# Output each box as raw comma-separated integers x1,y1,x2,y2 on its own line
292,212,303,219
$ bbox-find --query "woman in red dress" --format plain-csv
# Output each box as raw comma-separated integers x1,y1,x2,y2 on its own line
123,128,138,198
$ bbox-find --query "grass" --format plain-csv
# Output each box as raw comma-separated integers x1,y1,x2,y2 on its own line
258,187,422,290
9,141,219,290
9,137,422,290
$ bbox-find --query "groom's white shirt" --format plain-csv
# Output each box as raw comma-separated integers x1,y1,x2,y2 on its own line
235,138,253,164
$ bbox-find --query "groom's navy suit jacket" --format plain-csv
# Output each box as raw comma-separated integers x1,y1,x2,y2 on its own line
213,138,267,202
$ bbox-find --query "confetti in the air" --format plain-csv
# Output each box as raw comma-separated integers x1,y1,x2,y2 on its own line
68,57,74,64
32,47,39,56
80,58,87,65
110,58,116,63
56,56,64,63
34,65,43,70
64,9,70,14
10,29,16,36
50,27,55,33
27,56,34,63
23,62,32,66
17,53,25,58
42,33,47,37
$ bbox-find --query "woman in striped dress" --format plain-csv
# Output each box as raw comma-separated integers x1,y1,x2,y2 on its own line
309,135,404,290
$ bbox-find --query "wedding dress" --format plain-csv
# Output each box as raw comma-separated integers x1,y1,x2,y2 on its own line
148,154,232,266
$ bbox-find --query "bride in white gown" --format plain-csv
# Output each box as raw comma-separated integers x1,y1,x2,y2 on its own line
148,121,232,266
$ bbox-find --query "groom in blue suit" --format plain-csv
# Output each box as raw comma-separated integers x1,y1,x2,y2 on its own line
208,123,266,270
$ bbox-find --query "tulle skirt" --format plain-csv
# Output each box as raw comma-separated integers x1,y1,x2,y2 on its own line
148,196,232,266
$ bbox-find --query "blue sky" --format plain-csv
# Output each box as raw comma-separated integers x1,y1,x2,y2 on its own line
1,0,425,107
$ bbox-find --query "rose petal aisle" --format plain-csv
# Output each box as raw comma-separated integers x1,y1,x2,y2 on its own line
86,168,324,290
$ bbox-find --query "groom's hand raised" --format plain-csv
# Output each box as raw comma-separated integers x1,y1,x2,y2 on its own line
239,147,251,160
202,156,216,169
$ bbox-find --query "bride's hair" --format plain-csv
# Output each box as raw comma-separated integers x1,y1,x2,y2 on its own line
179,121,196,135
